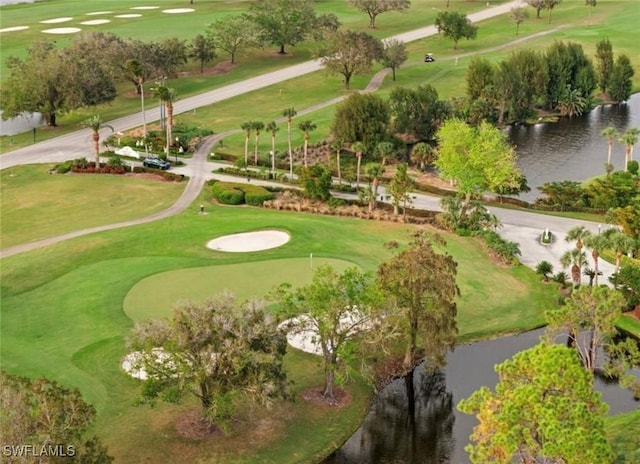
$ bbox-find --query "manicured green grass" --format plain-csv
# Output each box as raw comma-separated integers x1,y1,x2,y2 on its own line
616,315,640,339
0,165,184,249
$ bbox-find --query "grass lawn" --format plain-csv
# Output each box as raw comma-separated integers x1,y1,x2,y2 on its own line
617,314,640,339
0,165,185,249
606,409,640,462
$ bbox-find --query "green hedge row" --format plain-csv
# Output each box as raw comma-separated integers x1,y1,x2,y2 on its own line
210,181,274,206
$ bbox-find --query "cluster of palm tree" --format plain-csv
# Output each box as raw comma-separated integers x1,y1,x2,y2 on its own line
601,126,640,172
561,225,635,288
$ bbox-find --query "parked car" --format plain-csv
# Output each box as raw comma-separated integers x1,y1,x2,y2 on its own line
143,157,171,170
424,53,435,62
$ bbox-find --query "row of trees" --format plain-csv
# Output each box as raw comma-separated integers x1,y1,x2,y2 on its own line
465,39,634,125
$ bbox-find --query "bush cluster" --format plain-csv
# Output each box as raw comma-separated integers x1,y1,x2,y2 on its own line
210,181,274,206
69,158,129,175
131,166,185,182
476,230,521,265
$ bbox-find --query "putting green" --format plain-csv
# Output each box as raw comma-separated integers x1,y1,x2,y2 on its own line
124,257,355,321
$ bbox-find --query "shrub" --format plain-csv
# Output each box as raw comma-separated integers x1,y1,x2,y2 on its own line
211,182,274,206
477,230,521,265
53,160,73,174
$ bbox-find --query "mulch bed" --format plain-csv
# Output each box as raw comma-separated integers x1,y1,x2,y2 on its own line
300,386,351,408
175,410,222,440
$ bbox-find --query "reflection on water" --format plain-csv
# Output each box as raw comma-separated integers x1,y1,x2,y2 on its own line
507,93,640,202
324,329,639,464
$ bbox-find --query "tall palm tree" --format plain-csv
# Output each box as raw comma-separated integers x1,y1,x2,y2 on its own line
376,141,394,166
252,120,264,165
567,225,604,286
351,141,365,191
240,121,252,165
266,121,279,177
600,126,618,170
619,128,640,170
365,163,385,212
298,120,316,168
332,139,343,185
282,107,297,178
560,248,587,287
410,142,434,171
82,115,114,167
155,86,177,159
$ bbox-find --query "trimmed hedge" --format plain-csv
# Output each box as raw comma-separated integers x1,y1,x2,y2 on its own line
211,181,274,206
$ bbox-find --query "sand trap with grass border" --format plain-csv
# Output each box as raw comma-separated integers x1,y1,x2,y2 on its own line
40,17,73,24
42,27,81,34
81,19,110,26
206,230,290,252
0,26,29,33
162,8,195,14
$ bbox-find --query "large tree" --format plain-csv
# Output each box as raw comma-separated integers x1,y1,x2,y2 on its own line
608,54,635,103
0,372,113,463
155,86,177,159
381,38,408,81
435,11,478,50
544,41,596,110
206,16,258,64
247,0,317,54
320,30,383,89
525,0,545,19
347,0,411,28
545,286,628,374
435,119,523,216
594,37,613,95
466,57,494,101
378,231,459,370
458,343,614,464
510,6,529,35
128,294,289,427
543,0,563,23
388,162,414,218
188,34,216,73
276,265,383,400
388,84,449,142
1,41,116,127
331,93,390,155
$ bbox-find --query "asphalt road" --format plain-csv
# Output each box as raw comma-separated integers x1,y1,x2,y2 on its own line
1,0,616,286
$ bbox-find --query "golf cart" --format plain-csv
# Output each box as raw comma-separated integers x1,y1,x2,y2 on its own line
424,53,435,62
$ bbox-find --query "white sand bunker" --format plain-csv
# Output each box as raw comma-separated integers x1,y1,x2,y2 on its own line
131,6,159,9
206,230,290,253
42,27,81,34
162,8,195,14
81,19,110,26
121,348,175,380
85,11,113,16
115,14,142,18
0,26,29,33
40,17,73,24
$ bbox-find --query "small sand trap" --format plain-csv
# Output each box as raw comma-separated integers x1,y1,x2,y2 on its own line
162,8,195,14
0,26,29,33
115,14,142,18
206,230,290,253
80,19,110,25
131,6,159,9
85,11,113,16
40,17,73,24
42,27,81,34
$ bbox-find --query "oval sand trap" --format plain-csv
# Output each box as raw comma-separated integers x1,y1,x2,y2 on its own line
40,17,73,24
115,14,142,18
206,230,290,252
162,8,195,14
42,27,81,34
0,26,29,33
81,19,110,25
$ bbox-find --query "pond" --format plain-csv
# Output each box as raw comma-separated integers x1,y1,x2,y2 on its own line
507,93,640,202
323,328,639,464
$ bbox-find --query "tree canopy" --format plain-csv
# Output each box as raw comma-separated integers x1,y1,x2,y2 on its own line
459,343,613,464
435,11,478,50
320,30,383,89
347,0,411,28
128,294,289,429
331,93,390,155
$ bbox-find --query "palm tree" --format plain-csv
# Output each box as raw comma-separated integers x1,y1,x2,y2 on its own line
619,127,640,170
82,115,114,167
376,141,394,166
155,86,177,159
240,121,252,165
282,107,297,178
297,120,317,168
365,163,385,212
560,248,587,287
557,86,588,119
352,141,365,191
535,261,554,282
252,120,264,165
601,228,635,274
266,121,279,177
600,126,618,171
331,139,343,184
410,142,434,171
567,225,605,286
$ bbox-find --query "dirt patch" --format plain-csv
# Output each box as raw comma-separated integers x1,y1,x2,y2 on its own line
125,172,169,182
300,386,351,408
175,410,222,440
178,61,237,78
